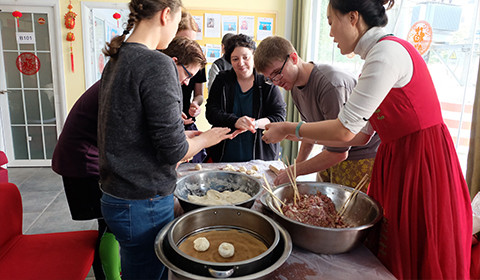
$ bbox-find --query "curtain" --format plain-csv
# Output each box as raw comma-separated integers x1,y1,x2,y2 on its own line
466,60,480,199
281,0,312,163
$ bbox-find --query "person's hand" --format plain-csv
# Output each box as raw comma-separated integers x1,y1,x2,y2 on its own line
231,129,247,138
185,130,202,138
235,116,256,133
262,122,293,144
285,135,302,142
182,112,194,125
200,127,233,147
274,168,293,185
189,102,201,118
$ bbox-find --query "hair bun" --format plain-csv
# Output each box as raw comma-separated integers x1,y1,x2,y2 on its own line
382,0,395,10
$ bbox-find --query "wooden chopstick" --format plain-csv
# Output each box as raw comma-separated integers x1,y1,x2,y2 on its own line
337,174,369,218
262,175,284,214
284,158,300,205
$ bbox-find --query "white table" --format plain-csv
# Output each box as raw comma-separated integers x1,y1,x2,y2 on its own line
174,160,396,280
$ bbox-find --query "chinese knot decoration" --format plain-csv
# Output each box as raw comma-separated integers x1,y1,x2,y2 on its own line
113,12,121,28
64,1,77,72
12,10,22,28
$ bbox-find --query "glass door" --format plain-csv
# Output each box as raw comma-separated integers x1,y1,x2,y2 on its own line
0,5,59,166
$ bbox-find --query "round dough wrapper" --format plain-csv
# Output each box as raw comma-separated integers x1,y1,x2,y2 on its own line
193,237,210,252
218,242,235,258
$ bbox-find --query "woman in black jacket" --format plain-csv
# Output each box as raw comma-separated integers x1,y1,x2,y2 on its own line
206,34,286,162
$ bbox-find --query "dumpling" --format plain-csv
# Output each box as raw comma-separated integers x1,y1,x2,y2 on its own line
193,237,210,252
218,242,235,258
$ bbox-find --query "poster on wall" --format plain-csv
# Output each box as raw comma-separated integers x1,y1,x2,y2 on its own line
94,17,106,81
257,17,273,40
205,44,221,63
222,15,237,37
193,15,203,40
205,13,221,38
238,16,254,38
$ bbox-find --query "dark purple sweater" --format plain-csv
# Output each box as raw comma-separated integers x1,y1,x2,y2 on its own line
52,81,100,178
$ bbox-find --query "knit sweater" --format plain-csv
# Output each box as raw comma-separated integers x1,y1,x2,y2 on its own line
98,43,188,199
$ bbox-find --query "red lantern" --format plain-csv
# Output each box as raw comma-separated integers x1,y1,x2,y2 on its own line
113,12,121,28
66,32,75,42
12,10,22,28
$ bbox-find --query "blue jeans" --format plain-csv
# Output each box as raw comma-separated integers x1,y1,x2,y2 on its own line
101,193,174,280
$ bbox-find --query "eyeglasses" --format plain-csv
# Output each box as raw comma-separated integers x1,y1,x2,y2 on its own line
180,64,193,79
265,54,290,85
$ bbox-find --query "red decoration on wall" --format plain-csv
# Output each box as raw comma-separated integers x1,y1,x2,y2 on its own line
64,1,77,72
113,12,121,28
38,17,46,25
16,52,41,75
12,11,22,28
407,20,433,56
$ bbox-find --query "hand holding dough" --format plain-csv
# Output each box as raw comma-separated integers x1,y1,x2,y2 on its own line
218,242,235,258
193,237,210,252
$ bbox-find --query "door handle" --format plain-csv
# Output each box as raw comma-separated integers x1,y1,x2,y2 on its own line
0,90,7,94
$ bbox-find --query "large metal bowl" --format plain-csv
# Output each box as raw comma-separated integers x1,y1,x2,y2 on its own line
175,171,262,212
266,182,382,254
155,206,292,279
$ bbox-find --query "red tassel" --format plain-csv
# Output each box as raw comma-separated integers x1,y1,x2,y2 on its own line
70,45,74,72
16,19,19,27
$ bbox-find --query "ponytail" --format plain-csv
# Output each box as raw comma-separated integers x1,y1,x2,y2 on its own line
102,0,183,58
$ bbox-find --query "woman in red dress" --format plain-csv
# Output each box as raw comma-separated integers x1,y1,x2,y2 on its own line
261,0,472,278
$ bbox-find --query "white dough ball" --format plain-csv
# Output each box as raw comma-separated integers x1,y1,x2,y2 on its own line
195,164,202,170
193,237,210,252
218,242,235,258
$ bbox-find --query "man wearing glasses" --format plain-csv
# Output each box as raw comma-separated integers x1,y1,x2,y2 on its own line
254,36,380,190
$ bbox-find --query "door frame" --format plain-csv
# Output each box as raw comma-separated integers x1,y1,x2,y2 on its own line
81,1,128,89
0,0,67,166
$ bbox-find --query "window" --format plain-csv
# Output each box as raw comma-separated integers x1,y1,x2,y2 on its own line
308,0,480,175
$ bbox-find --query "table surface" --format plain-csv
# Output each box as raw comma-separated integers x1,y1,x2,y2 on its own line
174,160,396,280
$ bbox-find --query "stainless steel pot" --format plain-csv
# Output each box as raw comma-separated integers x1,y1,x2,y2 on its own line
175,171,262,212
266,182,383,254
155,206,292,279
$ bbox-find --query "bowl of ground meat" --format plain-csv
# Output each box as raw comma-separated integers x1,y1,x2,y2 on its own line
265,182,382,254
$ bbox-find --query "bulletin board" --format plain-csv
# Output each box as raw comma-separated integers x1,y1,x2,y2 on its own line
188,8,277,64
189,9,276,45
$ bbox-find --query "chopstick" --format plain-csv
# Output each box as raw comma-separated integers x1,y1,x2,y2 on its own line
262,175,284,214
337,174,369,218
283,158,300,205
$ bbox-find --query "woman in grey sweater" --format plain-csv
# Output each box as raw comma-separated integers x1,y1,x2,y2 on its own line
98,1,232,278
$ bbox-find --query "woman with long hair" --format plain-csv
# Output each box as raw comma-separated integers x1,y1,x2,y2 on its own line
98,1,231,278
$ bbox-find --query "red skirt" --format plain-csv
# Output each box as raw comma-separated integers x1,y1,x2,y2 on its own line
367,123,472,279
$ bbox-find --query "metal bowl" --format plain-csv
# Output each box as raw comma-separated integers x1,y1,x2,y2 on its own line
266,182,382,254
155,206,292,279
175,171,262,212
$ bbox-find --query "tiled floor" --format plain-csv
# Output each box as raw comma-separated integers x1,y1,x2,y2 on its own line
8,167,97,279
